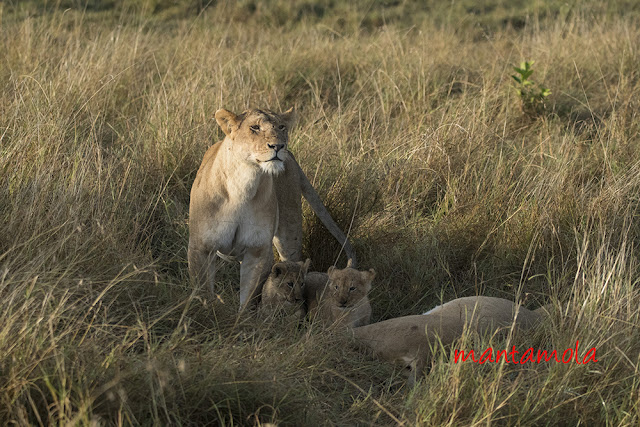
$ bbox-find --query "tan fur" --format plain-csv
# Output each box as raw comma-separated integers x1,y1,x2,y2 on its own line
302,271,330,314
352,296,547,385
259,259,310,319
188,108,356,310
533,303,553,317
304,264,375,328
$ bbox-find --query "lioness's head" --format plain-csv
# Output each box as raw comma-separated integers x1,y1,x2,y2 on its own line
261,259,310,318
215,107,295,175
325,264,375,308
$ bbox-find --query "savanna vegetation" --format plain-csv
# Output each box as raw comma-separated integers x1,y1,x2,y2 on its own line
1,0,639,424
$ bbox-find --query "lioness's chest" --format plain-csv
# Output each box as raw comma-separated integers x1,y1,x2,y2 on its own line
207,201,278,256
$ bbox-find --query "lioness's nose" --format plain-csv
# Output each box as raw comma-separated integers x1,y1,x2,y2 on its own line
268,143,285,152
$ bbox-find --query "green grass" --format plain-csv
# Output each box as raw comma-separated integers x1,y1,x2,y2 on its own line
1,1,640,425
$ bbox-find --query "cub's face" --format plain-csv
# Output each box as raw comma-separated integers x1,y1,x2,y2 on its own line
215,108,295,175
326,267,376,308
261,260,310,317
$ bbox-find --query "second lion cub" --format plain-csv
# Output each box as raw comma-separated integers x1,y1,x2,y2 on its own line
304,260,375,328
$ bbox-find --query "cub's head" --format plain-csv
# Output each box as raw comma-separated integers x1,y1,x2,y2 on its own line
325,263,375,308
214,107,296,175
261,259,310,318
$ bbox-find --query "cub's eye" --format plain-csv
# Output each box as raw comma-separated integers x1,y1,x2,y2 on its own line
250,125,260,132
287,282,294,288
334,285,339,290
349,286,356,292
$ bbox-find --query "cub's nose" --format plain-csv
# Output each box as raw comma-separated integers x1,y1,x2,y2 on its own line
268,143,285,152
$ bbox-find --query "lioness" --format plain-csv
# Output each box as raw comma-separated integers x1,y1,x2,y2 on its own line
259,259,310,319
304,260,375,328
188,108,356,310
353,296,547,385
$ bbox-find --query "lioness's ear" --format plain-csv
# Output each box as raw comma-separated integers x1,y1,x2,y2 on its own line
215,108,240,136
281,107,296,129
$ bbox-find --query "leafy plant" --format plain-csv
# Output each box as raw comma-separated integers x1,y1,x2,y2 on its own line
511,61,551,115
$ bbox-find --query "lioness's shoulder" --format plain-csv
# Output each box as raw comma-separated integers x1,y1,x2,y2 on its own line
191,141,222,189
199,141,222,171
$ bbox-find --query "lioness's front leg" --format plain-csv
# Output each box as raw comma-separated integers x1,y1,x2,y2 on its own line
238,246,273,311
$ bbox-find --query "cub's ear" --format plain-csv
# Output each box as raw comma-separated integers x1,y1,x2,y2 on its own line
271,263,285,277
359,268,375,293
281,107,296,129
215,108,240,136
297,258,311,275
327,265,336,276
346,258,354,268
361,268,376,289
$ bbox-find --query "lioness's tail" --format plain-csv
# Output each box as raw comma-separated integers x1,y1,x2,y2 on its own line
297,164,358,267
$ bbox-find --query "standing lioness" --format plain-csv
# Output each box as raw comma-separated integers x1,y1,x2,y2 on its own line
188,108,356,310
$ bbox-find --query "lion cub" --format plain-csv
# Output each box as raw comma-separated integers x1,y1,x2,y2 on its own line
259,259,310,319
304,261,375,328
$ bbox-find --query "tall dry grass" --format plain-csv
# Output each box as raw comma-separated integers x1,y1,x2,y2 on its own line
1,1,639,425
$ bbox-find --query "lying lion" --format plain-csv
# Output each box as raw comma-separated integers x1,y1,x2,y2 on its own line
259,259,310,320
304,260,375,328
352,296,548,385
188,108,356,310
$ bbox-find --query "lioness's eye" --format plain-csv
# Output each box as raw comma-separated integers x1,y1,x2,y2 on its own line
287,282,294,288
349,286,356,292
334,285,339,290
279,124,286,131
250,124,260,132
